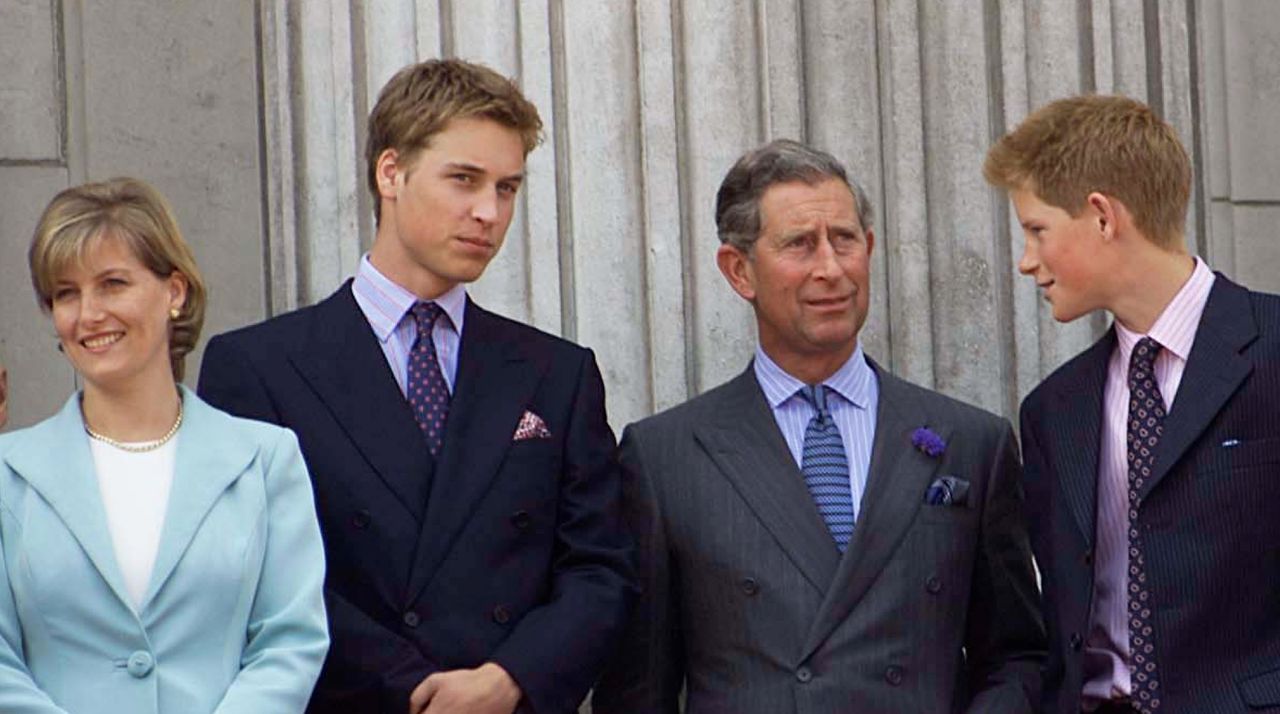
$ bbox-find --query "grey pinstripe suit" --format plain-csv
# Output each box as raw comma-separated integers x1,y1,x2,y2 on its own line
595,361,1045,713
1023,275,1280,713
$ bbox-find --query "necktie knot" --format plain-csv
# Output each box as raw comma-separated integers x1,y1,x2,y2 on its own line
1128,337,1162,390
411,302,443,343
799,384,831,421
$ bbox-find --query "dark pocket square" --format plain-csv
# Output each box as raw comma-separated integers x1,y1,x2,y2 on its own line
924,475,970,506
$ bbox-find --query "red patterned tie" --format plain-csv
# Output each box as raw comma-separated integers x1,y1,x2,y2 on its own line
408,302,450,457
1126,337,1164,712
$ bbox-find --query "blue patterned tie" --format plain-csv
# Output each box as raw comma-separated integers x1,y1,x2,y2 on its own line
1126,337,1164,712
798,385,855,551
408,302,450,457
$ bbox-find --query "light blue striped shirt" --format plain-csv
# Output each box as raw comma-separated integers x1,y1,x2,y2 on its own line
350,254,466,395
752,344,879,521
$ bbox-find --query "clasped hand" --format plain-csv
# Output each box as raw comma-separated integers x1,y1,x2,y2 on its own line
408,661,522,714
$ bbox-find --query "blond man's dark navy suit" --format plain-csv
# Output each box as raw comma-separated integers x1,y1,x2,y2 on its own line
1021,274,1280,713
198,282,635,714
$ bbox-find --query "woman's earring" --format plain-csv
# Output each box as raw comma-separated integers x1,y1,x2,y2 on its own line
170,307,180,320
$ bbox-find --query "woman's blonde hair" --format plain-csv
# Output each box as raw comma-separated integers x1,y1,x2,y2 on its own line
29,177,207,381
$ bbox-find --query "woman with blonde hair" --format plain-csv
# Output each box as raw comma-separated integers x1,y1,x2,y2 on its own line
0,177,328,713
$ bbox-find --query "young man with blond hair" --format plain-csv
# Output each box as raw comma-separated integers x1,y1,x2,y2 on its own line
200,59,634,714
986,94,1280,714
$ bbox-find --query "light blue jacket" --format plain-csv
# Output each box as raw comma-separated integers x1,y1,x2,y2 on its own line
0,388,328,713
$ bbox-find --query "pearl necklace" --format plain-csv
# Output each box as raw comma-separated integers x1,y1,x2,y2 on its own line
84,401,184,453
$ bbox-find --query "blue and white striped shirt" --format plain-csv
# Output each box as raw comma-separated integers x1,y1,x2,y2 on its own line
350,254,467,395
752,344,879,521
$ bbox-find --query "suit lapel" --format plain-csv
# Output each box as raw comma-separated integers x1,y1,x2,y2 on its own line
3,394,134,609
289,283,434,518
140,388,256,611
802,366,948,657
1044,334,1112,547
1143,277,1256,498
406,301,543,603
692,368,840,595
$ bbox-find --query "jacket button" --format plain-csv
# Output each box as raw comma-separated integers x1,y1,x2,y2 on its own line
351,509,371,529
1082,549,1094,567
795,666,812,683
511,511,531,530
492,605,511,625
1069,632,1083,651
885,665,903,686
925,576,943,594
741,578,759,596
403,611,420,628
126,651,154,678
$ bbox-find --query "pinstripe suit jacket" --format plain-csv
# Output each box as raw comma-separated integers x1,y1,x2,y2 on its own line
595,361,1045,713
1021,275,1280,713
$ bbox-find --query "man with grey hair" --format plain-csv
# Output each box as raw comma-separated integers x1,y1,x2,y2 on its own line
594,139,1045,713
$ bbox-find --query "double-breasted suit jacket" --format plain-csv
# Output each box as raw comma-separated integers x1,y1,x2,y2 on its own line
594,362,1045,713
1022,275,1280,713
198,283,635,714
0,389,329,714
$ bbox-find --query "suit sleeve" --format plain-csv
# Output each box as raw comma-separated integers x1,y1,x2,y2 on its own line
961,421,1047,714
592,424,684,714
1017,404,1064,711
486,350,638,714
198,334,440,712
0,502,70,714
214,428,329,714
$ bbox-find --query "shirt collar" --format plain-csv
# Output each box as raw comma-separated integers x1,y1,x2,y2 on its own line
353,254,467,342
753,342,875,410
1113,255,1214,363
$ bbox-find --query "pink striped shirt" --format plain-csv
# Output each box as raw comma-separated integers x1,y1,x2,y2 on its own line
1083,256,1214,707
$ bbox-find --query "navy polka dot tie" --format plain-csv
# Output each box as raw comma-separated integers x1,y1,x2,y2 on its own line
798,385,854,551
408,302,450,457
1126,337,1164,712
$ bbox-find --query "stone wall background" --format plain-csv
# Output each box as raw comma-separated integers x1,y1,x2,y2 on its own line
3,0,1279,441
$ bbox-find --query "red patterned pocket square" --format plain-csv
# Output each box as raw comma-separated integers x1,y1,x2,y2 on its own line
513,410,552,441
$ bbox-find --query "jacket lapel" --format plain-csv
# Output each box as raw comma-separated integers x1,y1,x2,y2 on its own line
1043,334,1112,547
1142,276,1256,498
139,387,257,611
802,366,947,657
691,368,840,595
406,301,543,603
289,283,434,519
3,394,134,609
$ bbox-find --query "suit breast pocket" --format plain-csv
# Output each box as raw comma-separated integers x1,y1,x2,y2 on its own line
1194,437,1280,473
503,438,560,471
916,503,980,528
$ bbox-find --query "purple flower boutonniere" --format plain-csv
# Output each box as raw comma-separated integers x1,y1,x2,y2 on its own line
911,427,946,458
